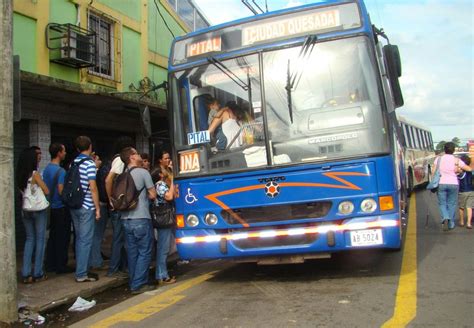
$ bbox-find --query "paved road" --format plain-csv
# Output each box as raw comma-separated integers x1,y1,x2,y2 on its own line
72,190,473,328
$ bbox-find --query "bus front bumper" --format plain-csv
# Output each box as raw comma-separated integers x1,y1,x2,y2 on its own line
175,214,402,260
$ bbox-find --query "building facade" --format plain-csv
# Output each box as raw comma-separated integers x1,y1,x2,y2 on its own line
12,0,209,246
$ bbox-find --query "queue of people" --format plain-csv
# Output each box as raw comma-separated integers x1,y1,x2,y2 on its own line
16,136,178,294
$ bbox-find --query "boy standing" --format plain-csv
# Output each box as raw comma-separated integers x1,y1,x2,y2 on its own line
70,136,101,282
458,155,473,229
44,143,73,274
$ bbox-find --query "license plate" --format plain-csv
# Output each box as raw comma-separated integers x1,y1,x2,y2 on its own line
350,229,383,246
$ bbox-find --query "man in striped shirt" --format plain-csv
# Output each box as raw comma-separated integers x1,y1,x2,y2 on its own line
70,136,101,282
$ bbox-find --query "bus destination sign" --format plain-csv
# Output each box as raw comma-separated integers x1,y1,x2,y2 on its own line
186,36,222,57
243,9,340,46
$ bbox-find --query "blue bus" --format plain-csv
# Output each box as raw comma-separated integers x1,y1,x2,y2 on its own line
168,0,406,264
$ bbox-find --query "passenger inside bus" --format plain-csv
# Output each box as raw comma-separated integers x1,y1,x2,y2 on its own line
208,101,248,150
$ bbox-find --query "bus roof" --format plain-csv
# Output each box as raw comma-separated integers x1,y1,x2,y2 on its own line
397,115,432,132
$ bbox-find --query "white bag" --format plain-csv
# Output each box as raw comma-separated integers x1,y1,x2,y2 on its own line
22,178,49,212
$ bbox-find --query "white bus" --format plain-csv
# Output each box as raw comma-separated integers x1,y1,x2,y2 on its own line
398,115,435,195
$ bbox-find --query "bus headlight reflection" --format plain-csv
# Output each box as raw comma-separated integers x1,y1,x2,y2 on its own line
338,201,354,215
186,214,199,227
361,198,377,213
204,213,218,226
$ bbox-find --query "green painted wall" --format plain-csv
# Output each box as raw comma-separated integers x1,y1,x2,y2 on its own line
13,13,37,72
98,0,141,22
49,0,76,24
48,1,80,82
148,0,186,57
148,63,168,105
122,27,142,90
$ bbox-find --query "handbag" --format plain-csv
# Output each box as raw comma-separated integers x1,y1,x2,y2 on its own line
22,178,49,212
151,202,175,228
426,156,442,193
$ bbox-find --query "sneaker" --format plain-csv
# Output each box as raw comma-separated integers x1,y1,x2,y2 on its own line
22,276,33,284
177,260,190,265
33,275,48,283
158,277,176,285
106,271,128,279
442,220,449,231
131,284,155,295
76,273,99,283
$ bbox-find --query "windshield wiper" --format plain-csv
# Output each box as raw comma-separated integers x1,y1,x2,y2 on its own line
285,35,318,124
207,56,249,91
285,59,294,123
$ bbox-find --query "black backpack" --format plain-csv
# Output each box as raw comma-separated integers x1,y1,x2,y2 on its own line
110,167,144,211
96,161,111,203
61,158,89,209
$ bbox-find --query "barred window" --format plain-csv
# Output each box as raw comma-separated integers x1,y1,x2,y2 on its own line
88,13,113,78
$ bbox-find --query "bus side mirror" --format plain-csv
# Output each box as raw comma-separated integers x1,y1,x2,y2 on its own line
383,44,404,108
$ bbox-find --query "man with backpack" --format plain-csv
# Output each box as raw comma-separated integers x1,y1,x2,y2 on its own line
114,147,156,294
64,136,101,282
43,143,73,274
104,136,134,278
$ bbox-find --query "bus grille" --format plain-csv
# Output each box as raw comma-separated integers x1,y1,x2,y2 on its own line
232,232,318,249
221,201,332,225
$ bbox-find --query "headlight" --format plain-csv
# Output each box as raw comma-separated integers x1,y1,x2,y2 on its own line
186,214,199,227
338,201,354,215
204,213,218,225
361,198,377,213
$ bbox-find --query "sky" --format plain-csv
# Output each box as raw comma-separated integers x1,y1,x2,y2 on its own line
193,0,473,144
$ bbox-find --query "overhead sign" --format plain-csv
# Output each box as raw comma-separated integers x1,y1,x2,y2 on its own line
173,3,360,65
179,150,201,174
186,36,222,58
187,130,210,146
243,9,340,46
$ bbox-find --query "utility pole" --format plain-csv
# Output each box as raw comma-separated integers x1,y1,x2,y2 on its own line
0,0,18,323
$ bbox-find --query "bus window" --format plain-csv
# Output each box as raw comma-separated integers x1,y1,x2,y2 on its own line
171,54,265,175
263,36,388,164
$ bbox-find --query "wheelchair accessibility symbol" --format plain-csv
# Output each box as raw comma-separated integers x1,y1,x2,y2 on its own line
185,188,198,204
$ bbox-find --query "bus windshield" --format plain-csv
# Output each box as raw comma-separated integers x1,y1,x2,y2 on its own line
171,36,390,176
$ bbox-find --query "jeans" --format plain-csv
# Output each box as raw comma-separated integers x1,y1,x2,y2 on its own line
70,207,95,279
89,204,109,268
122,219,153,291
437,184,459,228
21,209,48,278
45,207,72,272
107,211,127,275
155,228,173,280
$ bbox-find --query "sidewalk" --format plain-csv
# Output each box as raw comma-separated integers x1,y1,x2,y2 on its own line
17,252,180,313
17,268,127,312
16,222,180,313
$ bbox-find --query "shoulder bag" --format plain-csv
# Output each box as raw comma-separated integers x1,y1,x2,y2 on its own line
426,156,442,193
22,175,49,212
151,202,175,229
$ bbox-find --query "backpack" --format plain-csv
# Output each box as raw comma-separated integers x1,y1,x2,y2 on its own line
61,158,89,209
110,167,144,211
97,161,111,203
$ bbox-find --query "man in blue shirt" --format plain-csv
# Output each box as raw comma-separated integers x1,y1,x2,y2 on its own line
70,136,101,282
43,143,73,274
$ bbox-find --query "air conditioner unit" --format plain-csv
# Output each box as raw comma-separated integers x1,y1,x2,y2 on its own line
61,31,94,64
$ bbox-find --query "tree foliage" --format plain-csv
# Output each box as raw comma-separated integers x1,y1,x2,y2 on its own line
435,137,461,153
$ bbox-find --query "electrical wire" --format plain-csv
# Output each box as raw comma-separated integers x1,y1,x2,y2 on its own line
153,0,175,39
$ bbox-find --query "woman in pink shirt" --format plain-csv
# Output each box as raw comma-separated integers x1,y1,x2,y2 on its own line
432,142,472,231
